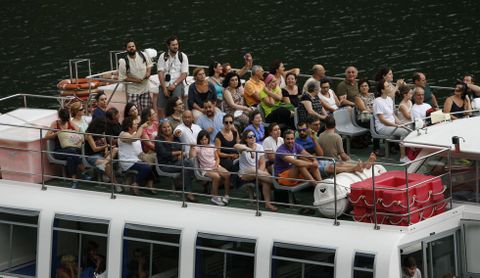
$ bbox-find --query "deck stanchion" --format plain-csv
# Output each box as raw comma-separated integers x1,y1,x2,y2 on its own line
23,95,27,108
40,128,47,191
333,159,339,226
475,160,479,204
181,148,187,208
108,135,116,200
448,150,453,208
405,165,410,225
254,151,261,217
372,164,379,230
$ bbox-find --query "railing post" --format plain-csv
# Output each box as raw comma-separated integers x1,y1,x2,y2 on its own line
254,150,261,217
108,135,116,200
372,165,379,230
23,94,27,108
181,147,187,208
40,128,47,191
405,165,410,225
333,159,339,226
448,150,453,208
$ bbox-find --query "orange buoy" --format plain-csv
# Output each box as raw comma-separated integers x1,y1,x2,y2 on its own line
57,78,101,90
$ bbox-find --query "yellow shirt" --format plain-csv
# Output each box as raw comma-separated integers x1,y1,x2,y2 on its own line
244,79,265,106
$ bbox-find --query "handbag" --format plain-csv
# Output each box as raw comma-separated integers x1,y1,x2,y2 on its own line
57,130,83,149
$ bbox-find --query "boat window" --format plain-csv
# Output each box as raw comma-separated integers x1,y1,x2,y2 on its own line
0,207,38,277
353,252,375,278
195,232,256,277
271,242,335,278
123,224,181,278
51,214,109,278
462,220,480,275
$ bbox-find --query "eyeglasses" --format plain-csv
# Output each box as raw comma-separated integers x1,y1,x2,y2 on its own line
298,128,308,132
224,121,233,124
321,86,330,89
176,102,183,106
247,134,256,139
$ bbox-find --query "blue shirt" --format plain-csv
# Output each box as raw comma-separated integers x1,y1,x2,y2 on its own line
274,143,305,174
196,111,225,143
295,136,315,154
92,107,106,120
244,124,265,144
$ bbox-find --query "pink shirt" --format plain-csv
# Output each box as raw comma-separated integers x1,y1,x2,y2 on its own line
142,121,159,152
196,145,217,170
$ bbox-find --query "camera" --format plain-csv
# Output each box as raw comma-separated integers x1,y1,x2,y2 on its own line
165,74,171,82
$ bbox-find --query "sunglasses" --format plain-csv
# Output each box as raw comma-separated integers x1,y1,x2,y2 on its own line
224,121,233,124
298,128,308,132
247,134,256,139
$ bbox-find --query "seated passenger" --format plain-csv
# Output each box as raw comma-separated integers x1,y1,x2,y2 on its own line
174,110,202,158
262,123,283,172
191,130,231,206
335,66,361,108
208,61,224,101
45,107,86,188
124,102,141,124
70,101,90,133
234,130,277,212
92,92,108,120
188,67,217,121
298,80,327,123
274,129,321,187
373,78,410,162
222,71,251,127
281,72,300,107
119,117,155,195
411,87,433,121
357,79,375,123
268,59,300,89
243,110,266,144
56,254,79,278
165,96,184,130
139,108,158,164
374,66,406,104
221,52,253,78
260,73,294,129
214,114,240,171
243,65,265,107
397,85,413,124
127,249,149,278
155,119,196,202
319,78,341,114
302,64,327,93
105,107,122,146
85,118,118,185
402,256,422,278
443,81,472,119
196,99,225,143
81,241,106,278
317,116,376,177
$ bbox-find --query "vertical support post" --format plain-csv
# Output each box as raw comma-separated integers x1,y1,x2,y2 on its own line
333,159,339,226
108,135,116,200
475,160,479,203
181,147,187,208
372,165,379,230
448,150,453,208
254,151,261,217
23,94,27,108
405,166,411,225
40,128,47,191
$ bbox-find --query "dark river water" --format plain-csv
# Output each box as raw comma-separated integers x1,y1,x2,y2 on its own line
1,0,479,111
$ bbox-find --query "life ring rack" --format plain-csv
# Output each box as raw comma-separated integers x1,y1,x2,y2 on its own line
57,78,101,91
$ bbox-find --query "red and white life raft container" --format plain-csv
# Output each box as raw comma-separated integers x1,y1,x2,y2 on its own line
349,171,447,226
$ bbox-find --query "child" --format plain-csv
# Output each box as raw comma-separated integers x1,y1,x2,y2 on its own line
190,130,231,206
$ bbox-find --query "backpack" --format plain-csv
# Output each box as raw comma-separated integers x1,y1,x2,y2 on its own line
122,51,147,73
162,51,183,63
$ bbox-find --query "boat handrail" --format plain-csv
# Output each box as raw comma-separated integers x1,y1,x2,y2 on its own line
0,115,457,228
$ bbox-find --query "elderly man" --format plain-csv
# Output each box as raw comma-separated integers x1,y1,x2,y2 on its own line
411,87,433,121
275,129,322,187
302,64,327,93
118,40,153,113
174,110,202,157
336,66,366,110
413,71,438,109
157,35,189,118
243,65,265,107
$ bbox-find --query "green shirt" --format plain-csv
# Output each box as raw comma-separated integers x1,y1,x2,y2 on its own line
260,87,282,117
336,80,359,103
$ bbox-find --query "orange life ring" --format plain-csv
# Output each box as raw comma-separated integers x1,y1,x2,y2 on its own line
57,78,101,90
60,89,100,98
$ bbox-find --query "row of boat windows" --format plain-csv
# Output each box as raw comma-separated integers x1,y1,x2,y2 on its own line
0,210,375,277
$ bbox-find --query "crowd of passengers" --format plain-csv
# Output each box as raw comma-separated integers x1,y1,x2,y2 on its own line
45,36,480,212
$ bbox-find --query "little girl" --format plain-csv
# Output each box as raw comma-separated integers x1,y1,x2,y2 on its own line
190,130,231,206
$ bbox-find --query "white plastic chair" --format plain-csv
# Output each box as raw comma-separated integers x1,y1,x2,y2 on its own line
333,109,368,154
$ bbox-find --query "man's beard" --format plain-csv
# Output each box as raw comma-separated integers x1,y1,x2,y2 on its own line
127,50,136,57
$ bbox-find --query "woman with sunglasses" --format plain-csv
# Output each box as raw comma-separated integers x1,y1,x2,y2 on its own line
235,130,278,212
443,81,472,120
70,101,90,133
214,114,239,171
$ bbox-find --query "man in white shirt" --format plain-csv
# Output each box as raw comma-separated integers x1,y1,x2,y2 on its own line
302,64,326,93
411,87,432,121
118,40,153,112
157,35,189,118
174,110,201,158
